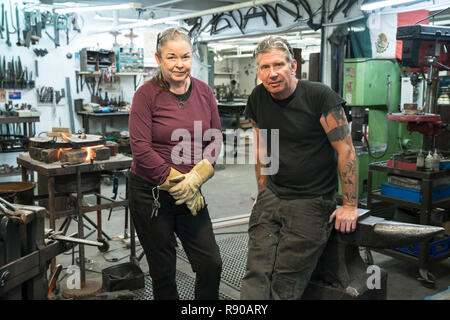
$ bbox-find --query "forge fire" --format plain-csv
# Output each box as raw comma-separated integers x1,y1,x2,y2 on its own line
28,134,119,165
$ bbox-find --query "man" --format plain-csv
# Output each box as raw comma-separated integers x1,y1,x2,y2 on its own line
240,36,358,300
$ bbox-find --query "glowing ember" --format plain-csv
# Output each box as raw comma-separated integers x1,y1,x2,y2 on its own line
57,145,105,162
82,145,105,162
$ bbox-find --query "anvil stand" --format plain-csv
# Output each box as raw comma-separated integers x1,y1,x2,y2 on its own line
62,164,102,298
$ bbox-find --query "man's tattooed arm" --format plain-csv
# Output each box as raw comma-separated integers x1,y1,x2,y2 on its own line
320,106,358,207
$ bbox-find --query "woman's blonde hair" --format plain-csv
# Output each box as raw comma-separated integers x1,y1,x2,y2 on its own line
151,27,192,90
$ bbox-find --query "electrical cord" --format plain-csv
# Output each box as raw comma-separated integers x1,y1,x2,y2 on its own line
363,119,391,160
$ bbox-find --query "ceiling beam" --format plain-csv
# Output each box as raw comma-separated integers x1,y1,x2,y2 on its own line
89,0,280,34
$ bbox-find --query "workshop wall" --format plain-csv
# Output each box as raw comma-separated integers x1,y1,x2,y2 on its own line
0,8,209,137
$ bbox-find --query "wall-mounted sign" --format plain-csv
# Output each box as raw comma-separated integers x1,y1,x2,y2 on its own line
8,92,21,100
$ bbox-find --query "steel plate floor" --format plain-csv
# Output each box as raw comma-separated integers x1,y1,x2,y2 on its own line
132,269,234,300
176,233,249,291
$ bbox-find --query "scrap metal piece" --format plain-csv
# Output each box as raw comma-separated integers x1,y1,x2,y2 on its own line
49,233,104,247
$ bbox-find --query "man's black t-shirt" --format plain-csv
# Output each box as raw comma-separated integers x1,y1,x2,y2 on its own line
245,80,346,200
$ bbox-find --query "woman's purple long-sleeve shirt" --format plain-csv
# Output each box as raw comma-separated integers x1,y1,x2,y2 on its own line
129,77,223,185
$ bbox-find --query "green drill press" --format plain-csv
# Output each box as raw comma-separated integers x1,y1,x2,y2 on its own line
341,58,423,205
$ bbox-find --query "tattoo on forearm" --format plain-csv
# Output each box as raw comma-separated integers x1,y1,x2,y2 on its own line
340,158,357,206
327,125,350,142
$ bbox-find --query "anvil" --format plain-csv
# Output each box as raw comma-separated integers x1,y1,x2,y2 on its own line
302,209,444,300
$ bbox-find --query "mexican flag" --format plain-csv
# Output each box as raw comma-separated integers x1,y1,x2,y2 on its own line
367,9,429,59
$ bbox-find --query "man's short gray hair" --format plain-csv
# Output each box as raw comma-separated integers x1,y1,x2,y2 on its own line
253,36,294,63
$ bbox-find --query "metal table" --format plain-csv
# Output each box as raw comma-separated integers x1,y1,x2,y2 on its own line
16,153,137,271
367,161,450,286
217,101,246,130
77,111,129,135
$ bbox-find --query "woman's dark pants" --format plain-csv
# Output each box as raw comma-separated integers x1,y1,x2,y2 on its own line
128,172,222,300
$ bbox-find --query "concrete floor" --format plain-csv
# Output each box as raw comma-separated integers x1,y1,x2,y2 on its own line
1,135,449,300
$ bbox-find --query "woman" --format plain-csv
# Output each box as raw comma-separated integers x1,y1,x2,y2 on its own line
128,27,223,300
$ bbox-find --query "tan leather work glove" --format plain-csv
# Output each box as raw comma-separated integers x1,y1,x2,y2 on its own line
168,159,214,205
157,168,183,191
185,192,205,216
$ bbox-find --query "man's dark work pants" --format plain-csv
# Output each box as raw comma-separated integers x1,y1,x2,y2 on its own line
240,188,336,300
128,172,222,300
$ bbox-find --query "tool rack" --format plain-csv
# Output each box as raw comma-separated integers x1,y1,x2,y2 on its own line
0,115,39,152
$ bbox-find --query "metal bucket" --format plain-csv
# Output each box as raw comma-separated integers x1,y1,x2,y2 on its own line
0,181,35,204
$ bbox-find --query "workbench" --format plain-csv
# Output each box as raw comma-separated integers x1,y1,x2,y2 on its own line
16,153,138,271
0,116,39,135
367,161,450,287
0,116,40,152
77,111,129,135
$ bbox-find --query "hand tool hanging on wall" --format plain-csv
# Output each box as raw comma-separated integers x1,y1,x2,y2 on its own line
7,0,16,34
35,10,42,38
58,15,70,45
45,12,67,47
15,3,23,47
55,88,65,104
28,70,34,88
37,86,54,104
22,11,40,47
6,60,14,89
0,3,4,40
16,57,23,89
0,56,4,89
33,48,48,57
48,12,59,47
5,10,11,47
69,13,81,33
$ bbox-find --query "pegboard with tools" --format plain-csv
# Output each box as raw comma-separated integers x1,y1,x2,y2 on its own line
36,86,65,104
0,55,35,90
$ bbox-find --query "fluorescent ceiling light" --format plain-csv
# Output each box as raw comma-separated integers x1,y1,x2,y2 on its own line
361,0,418,11
223,54,253,59
54,2,141,14
95,14,141,23
95,14,180,25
